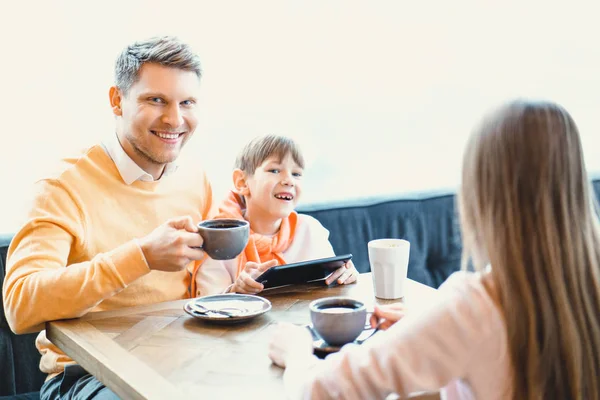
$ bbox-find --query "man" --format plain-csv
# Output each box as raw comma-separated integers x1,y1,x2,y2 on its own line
2,36,212,399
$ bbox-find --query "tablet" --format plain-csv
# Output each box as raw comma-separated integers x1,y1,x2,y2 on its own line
256,254,353,289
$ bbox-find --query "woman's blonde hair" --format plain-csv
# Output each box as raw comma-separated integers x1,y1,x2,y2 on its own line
459,99,600,399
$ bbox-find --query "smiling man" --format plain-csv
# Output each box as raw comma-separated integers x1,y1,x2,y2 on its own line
109,61,199,180
2,36,213,400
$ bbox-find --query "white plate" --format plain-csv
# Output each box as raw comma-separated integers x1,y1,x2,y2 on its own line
184,294,272,323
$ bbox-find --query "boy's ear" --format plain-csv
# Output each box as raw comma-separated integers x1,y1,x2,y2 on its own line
233,169,250,196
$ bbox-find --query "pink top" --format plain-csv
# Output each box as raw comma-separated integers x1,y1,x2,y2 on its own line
283,272,512,399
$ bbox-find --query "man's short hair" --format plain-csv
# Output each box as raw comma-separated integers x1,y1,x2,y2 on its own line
114,35,202,94
235,135,305,175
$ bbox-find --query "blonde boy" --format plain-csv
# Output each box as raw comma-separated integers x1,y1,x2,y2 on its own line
193,135,357,296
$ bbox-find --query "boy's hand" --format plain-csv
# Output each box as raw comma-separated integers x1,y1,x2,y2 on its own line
232,260,278,294
325,260,359,285
369,303,408,330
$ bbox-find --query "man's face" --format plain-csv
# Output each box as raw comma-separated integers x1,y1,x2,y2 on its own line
110,63,201,173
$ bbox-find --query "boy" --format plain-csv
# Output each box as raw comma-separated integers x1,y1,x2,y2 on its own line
192,135,358,296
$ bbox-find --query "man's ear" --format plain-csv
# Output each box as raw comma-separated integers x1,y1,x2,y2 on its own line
109,86,123,116
233,169,250,196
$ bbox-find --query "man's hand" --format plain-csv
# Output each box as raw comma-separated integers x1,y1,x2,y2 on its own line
325,260,359,285
138,216,205,272
232,260,278,294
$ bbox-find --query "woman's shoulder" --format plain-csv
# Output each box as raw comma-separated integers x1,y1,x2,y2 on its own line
440,270,494,293
436,270,503,333
439,269,496,297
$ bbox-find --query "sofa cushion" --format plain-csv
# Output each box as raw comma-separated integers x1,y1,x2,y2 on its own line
0,235,46,396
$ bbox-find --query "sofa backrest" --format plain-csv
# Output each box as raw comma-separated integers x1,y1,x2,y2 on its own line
298,176,600,289
1,234,11,329
298,190,461,288
1,234,46,396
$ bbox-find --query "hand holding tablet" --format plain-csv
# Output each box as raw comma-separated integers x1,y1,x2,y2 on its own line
255,254,353,289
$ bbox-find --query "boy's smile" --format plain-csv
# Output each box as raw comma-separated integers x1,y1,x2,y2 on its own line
274,192,294,201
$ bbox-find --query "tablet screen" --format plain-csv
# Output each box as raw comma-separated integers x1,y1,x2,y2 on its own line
256,254,353,289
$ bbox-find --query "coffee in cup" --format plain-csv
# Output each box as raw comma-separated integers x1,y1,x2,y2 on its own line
309,297,367,346
197,219,250,260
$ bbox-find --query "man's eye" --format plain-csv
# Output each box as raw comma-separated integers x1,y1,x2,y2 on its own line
181,100,195,106
149,97,164,103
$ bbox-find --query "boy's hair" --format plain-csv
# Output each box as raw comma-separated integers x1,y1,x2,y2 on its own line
114,36,202,94
235,135,305,175
459,99,600,399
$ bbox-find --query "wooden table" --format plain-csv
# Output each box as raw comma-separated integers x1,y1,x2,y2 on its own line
47,273,438,400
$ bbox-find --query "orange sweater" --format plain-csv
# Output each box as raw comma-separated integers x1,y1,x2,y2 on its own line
2,145,213,377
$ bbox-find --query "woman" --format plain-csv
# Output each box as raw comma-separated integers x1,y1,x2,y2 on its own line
268,100,600,399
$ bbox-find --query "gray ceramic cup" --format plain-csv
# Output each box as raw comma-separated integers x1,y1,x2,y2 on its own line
197,219,250,260
309,297,367,346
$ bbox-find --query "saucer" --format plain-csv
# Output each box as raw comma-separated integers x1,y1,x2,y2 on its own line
184,294,271,323
306,324,378,358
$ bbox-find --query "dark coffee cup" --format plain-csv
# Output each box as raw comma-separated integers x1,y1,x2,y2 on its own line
309,297,367,346
197,219,250,260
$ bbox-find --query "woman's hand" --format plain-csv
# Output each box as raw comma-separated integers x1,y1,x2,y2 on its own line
231,260,278,294
369,303,408,330
268,322,314,368
325,260,359,285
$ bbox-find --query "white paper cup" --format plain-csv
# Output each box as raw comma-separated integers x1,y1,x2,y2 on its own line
368,239,410,299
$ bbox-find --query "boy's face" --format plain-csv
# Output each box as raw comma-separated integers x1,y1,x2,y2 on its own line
243,152,303,221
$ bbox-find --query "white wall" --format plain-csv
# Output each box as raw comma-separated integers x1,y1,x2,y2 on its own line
1,0,599,232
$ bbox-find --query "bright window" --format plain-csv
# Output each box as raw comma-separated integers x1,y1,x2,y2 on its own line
2,1,599,232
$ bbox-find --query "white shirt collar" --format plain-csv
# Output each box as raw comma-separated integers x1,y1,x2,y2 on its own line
101,133,178,185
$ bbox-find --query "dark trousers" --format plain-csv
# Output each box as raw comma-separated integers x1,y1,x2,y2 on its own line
40,365,119,400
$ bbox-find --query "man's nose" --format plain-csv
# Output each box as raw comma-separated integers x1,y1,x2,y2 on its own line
161,104,184,128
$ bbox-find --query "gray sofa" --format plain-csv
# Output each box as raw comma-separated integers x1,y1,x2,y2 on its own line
298,190,463,288
1,235,46,399
2,179,599,398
